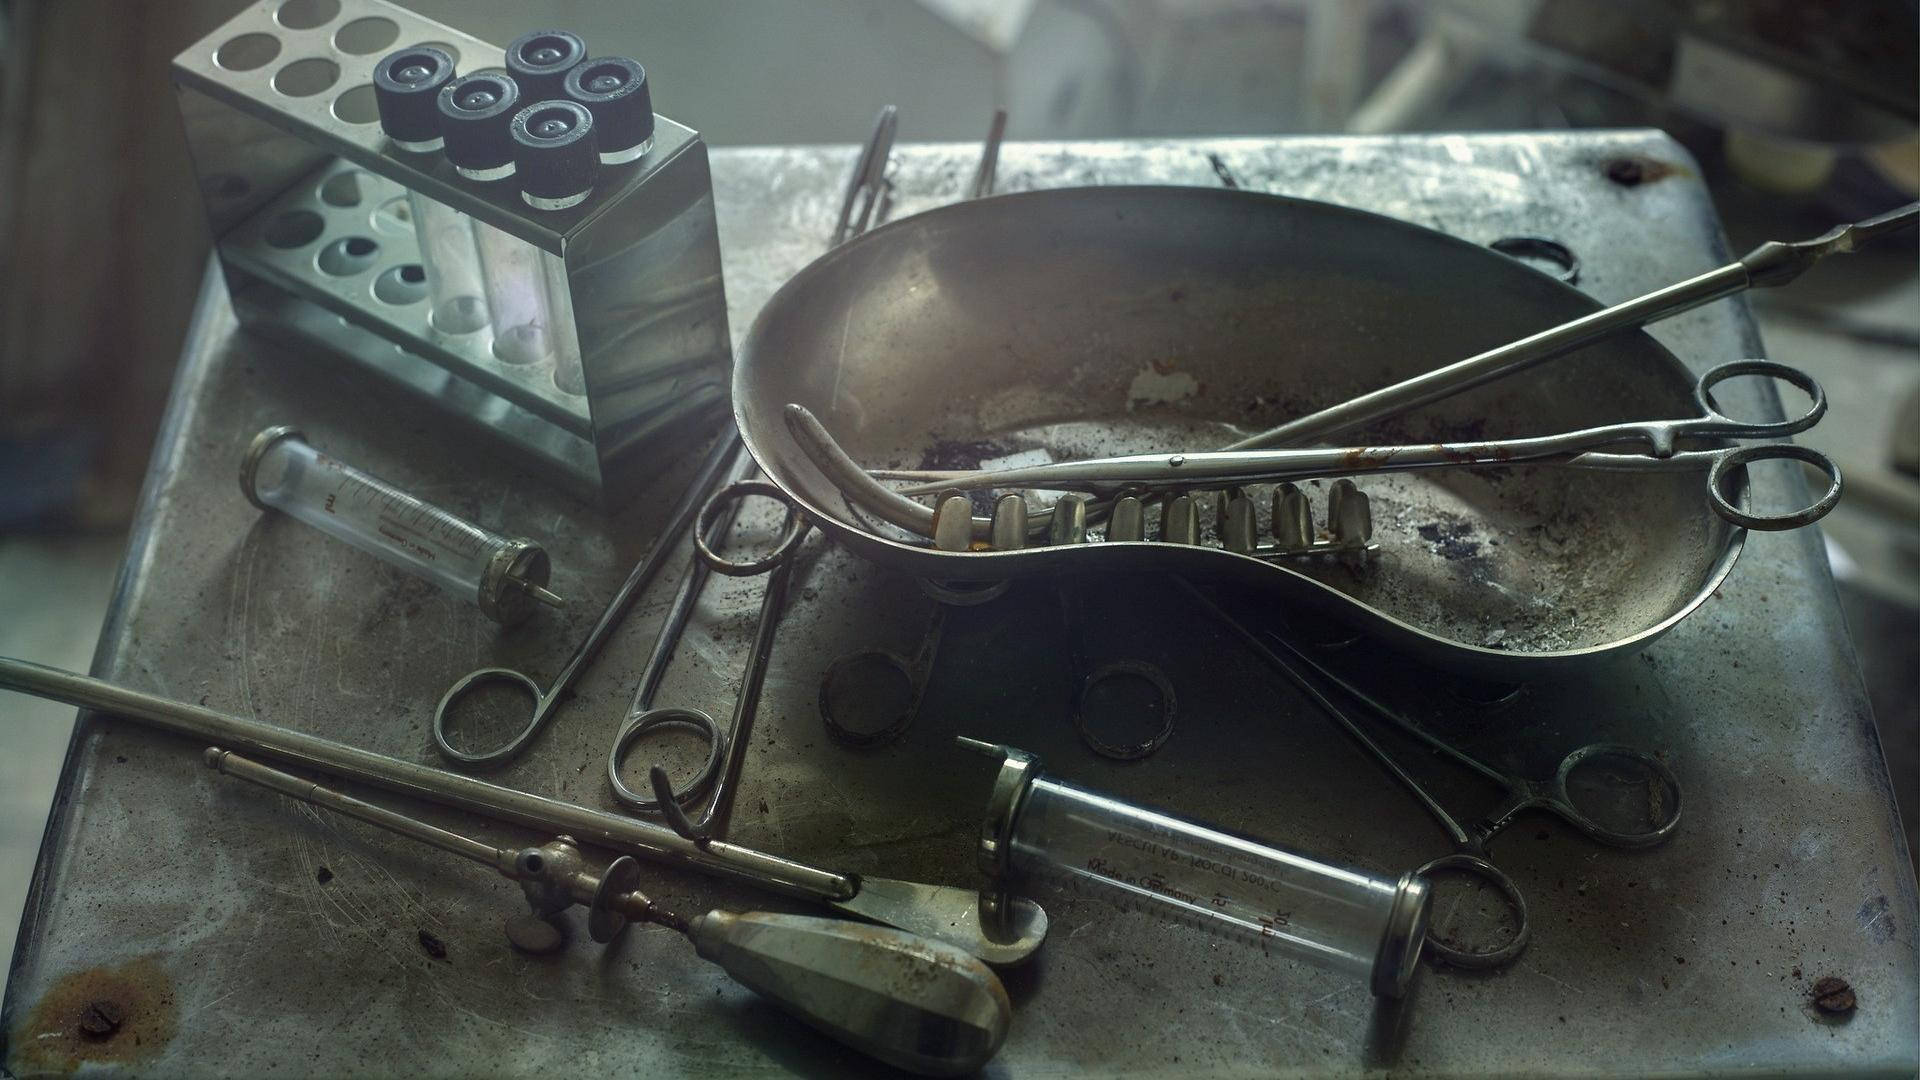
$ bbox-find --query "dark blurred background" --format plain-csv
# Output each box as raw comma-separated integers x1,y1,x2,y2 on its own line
1,0,1914,973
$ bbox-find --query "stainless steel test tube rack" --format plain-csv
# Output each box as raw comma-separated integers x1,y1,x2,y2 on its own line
172,0,732,505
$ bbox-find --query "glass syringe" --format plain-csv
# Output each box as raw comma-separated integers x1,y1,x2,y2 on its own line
240,426,563,626
960,737,1429,997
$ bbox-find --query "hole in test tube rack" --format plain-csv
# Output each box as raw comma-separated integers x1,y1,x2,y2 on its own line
273,57,340,97
318,235,380,276
371,196,411,235
332,84,379,125
319,171,366,207
215,33,280,72
275,0,340,30
333,16,398,54
374,264,428,305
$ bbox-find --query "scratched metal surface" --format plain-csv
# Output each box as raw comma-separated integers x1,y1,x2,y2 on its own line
5,133,1917,1077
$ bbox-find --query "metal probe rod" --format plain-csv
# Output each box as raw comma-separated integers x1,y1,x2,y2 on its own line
0,657,1046,963
0,657,844,897
206,747,510,868
1227,201,1919,450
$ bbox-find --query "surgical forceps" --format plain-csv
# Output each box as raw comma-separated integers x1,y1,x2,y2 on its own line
1226,200,1916,451
612,104,905,828
898,360,1843,531
431,433,742,765
606,450,809,821
832,105,898,246
1179,579,1681,968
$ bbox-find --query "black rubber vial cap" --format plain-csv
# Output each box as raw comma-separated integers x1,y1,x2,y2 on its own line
510,100,598,210
505,30,587,103
373,46,456,151
563,57,654,164
436,72,522,180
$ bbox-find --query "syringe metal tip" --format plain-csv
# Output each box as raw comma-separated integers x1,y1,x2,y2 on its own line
514,579,567,608
954,735,1003,758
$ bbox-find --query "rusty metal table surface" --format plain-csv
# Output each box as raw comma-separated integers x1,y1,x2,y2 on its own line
5,132,1917,1077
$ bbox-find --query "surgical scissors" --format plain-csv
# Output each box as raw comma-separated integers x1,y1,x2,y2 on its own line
431,432,742,765
607,448,809,813
612,103,905,827
896,360,1841,532
1179,579,1680,968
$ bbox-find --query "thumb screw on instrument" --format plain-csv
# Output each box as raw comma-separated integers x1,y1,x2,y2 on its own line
511,100,599,210
372,45,457,151
564,57,655,164
505,29,588,103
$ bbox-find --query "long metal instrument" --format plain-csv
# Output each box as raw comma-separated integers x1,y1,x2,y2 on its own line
205,749,1011,1077
0,657,1044,963
1225,201,1918,450
858,358,1845,533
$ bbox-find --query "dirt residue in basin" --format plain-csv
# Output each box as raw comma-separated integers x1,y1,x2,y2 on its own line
8,955,177,1074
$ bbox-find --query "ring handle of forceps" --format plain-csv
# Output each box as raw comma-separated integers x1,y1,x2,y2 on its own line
1415,853,1532,969
1497,737,1681,841
432,667,555,765
1690,359,1826,439
694,481,810,576
608,707,725,811
1707,443,1842,531
1619,360,1840,531
817,579,1009,747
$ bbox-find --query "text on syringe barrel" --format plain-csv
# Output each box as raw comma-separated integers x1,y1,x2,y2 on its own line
1008,776,1402,982
247,432,505,605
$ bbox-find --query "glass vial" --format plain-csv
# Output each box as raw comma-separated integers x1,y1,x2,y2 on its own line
408,192,489,335
474,220,555,366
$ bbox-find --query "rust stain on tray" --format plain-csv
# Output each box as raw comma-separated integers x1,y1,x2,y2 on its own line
8,955,177,1074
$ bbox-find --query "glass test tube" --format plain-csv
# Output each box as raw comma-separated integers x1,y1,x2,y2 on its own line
240,426,561,626
474,220,555,366
966,739,1429,996
407,192,490,335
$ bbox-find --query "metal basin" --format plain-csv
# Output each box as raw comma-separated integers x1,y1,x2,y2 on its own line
734,186,1742,677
